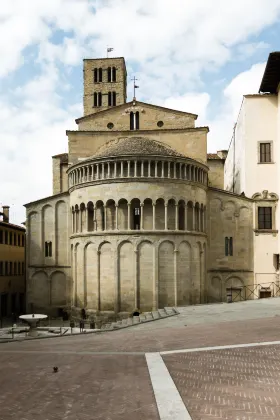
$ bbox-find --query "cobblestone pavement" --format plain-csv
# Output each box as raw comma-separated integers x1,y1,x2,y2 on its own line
0,352,159,420
163,345,280,419
1,299,280,419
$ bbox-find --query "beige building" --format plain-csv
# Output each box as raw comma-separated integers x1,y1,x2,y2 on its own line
0,206,26,317
224,51,280,297
25,55,258,317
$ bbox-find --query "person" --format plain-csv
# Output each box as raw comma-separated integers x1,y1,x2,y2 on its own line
81,308,86,320
79,319,84,333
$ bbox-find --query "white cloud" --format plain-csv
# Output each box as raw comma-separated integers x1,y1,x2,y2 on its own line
1,0,280,224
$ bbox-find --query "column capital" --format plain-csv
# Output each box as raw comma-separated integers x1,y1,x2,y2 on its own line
140,203,144,207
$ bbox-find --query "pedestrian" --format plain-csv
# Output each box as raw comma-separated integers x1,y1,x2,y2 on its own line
79,319,84,333
81,308,86,320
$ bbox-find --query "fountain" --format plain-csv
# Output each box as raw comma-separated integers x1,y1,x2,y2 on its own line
19,314,48,337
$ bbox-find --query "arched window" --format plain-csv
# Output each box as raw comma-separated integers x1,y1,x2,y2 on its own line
130,111,134,130
94,68,98,83
112,91,116,106
107,67,111,82
112,67,116,82
98,68,103,82
98,92,102,106
108,92,112,106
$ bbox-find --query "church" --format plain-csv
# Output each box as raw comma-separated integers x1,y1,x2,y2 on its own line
25,53,280,317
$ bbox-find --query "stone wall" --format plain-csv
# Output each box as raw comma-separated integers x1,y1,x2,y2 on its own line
207,159,225,189
207,187,254,302
68,129,208,165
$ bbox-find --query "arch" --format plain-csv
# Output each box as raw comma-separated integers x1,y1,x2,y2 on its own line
158,240,175,307
85,242,97,309
131,198,141,230
100,242,114,311
143,198,153,230
55,200,68,265
50,271,66,307
28,211,41,265
167,199,176,230
87,201,94,232
155,198,165,230
226,276,244,302
209,276,223,303
138,241,154,311
118,198,128,230
31,271,49,312
119,241,135,312
106,199,116,230
177,241,191,305
42,205,54,258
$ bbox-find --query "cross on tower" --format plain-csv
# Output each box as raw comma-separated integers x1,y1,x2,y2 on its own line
131,76,139,100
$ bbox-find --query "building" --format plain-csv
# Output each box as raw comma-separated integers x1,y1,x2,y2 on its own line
0,206,26,317
224,51,280,297
25,55,257,317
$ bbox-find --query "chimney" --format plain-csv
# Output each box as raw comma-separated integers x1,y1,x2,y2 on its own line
2,206,10,223
217,150,228,160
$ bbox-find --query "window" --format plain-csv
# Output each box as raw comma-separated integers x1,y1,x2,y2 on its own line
14,233,16,245
18,234,20,246
45,241,52,257
259,142,272,163
18,262,20,275
10,261,13,275
0,230,2,244
0,262,3,275
157,121,164,128
133,207,141,230
108,92,116,106
14,262,17,275
258,207,272,230
93,92,102,107
9,232,13,245
93,67,103,83
5,261,8,275
225,237,233,256
107,122,114,129
4,231,8,244
107,66,116,82
130,111,140,130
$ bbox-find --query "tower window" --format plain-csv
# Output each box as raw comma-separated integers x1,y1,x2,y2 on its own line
98,68,102,82
133,208,141,230
112,67,116,82
98,92,102,106
108,92,112,106
107,67,117,82
129,111,140,130
94,92,102,107
45,241,52,257
107,67,111,82
258,207,272,229
108,92,116,107
112,91,116,106
94,68,98,83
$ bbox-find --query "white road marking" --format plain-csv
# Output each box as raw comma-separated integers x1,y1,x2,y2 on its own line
145,352,192,420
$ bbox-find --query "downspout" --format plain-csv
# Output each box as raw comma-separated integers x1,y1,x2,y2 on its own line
232,123,237,193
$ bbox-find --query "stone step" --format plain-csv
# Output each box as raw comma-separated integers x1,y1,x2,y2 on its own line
158,309,167,317
139,314,146,322
152,311,160,319
133,316,140,324
126,318,133,326
164,307,176,315
144,313,153,321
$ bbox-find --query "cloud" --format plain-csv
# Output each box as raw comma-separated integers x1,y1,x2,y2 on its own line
1,0,280,224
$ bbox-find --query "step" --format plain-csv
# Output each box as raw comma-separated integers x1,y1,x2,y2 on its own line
152,311,160,319
144,313,153,321
126,318,133,326
164,307,176,315
139,314,146,322
133,316,140,324
158,309,167,317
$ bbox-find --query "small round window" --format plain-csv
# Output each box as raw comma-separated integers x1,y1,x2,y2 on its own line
157,121,164,127
107,122,114,129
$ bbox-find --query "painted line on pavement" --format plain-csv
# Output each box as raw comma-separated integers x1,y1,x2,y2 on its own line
146,352,192,420
160,340,280,355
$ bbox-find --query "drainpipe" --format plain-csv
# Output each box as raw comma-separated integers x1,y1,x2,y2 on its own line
232,123,237,193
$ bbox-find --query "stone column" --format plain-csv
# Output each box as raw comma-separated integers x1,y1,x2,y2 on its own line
121,161,124,177
175,204,178,230
72,210,75,233
202,208,205,232
184,164,187,179
148,161,151,177
127,203,131,230
161,161,164,178
96,164,100,179
179,163,182,179
134,160,137,177
164,203,168,230
168,162,171,178
134,249,139,310
91,165,94,180
189,165,191,180
104,206,107,231
152,202,156,230
153,246,158,310
174,249,178,306
155,161,158,177
75,210,79,233
80,209,83,232
102,163,105,179
97,250,101,311
85,206,88,232
127,161,131,177
173,162,177,179
115,205,118,230
185,205,188,231
140,203,144,230
193,205,196,230
107,162,110,178
198,208,201,231
141,161,144,177
114,162,117,178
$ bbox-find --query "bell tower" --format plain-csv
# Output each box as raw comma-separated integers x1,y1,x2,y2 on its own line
83,57,127,117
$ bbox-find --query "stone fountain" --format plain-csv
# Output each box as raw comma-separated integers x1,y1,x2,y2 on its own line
19,314,48,337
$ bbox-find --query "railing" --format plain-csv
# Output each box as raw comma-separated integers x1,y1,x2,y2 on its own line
208,282,280,303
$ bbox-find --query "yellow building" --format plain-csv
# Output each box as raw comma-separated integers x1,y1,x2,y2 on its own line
0,206,26,318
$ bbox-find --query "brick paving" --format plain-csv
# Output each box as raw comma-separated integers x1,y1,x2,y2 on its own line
0,352,159,420
163,345,280,419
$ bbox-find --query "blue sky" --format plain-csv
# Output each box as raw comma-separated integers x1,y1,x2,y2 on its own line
1,0,280,225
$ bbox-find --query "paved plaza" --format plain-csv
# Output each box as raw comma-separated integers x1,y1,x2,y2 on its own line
2,299,280,419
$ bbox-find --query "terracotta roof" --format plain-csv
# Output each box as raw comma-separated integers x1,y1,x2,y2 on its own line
0,221,26,231
92,137,186,159
207,153,221,160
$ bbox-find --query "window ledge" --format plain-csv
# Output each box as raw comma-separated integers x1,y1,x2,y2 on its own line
257,162,274,164
254,229,278,236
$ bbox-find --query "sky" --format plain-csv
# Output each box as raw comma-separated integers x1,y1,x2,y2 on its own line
1,0,280,226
